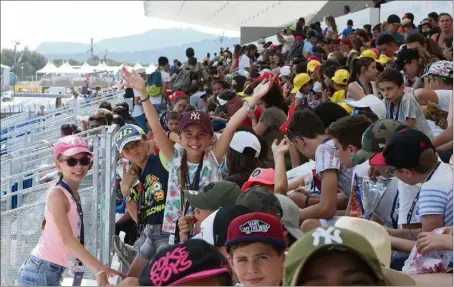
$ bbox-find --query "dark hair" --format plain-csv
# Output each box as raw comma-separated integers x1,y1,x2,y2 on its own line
439,13,453,22
344,5,350,12
323,65,338,78
409,148,439,174
376,34,396,46
186,47,195,58
229,241,285,257
166,111,181,121
213,80,230,90
247,44,257,53
233,44,241,57
99,101,112,111
347,19,353,26
233,75,247,93
185,105,196,112
313,102,350,129
188,57,197,66
262,83,288,114
372,23,381,32
288,109,325,140
404,13,415,22
60,124,75,136
376,68,404,86
320,60,340,77
428,12,439,21
158,56,169,67
296,62,307,74
326,115,372,150
55,97,63,108
363,24,372,33
347,57,376,87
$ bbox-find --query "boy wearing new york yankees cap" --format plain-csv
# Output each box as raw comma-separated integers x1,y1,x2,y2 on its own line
226,212,286,286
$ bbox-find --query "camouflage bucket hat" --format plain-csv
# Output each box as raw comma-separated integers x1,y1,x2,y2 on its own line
351,119,408,167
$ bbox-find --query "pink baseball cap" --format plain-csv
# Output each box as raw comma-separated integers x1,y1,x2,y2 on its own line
241,168,275,191
53,135,92,159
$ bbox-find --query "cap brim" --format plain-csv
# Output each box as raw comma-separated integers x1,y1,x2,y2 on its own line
226,236,286,251
285,226,304,239
369,152,387,167
184,190,213,210
351,149,376,167
291,85,302,94
61,147,93,157
241,178,274,192
169,267,230,286
117,135,142,153
382,267,416,286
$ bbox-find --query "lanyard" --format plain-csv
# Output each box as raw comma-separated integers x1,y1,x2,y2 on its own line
406,161,441,224
59,180,84,286
182,151,205,215
356,80,372,95
388,98,402,120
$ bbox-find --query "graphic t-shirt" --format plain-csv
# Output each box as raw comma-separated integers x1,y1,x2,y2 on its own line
162,145,221,233
131,152,170,226
315,139,352,197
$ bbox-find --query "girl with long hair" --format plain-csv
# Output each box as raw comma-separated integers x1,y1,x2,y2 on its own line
18,136,124,286
346,57,378,100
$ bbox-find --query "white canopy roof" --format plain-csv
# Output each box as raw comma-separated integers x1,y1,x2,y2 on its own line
77,61,94,74
144,1,326,31
57,61,77,74
36,61,58,74
146,63,157,74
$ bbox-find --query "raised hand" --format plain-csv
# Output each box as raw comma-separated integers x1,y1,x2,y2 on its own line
121,67,145,92
272,137,290,156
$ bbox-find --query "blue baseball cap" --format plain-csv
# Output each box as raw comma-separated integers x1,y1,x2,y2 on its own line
115,124,146,152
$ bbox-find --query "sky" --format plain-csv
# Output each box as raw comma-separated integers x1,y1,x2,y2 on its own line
1,1,239,50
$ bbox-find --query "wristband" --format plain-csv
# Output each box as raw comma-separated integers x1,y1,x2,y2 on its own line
167,131,171,138
139,92,150,103
244,101,257,112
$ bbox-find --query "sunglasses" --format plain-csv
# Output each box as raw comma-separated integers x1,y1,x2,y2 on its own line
64,156,92,167
386,167,397,177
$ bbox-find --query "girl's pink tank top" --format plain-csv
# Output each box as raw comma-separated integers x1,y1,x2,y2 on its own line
31,185,80,267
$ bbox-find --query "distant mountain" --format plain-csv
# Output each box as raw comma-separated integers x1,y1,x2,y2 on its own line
40,37,240,64
36,28,230,55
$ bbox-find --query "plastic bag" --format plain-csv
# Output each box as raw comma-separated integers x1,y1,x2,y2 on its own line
402,228,453,274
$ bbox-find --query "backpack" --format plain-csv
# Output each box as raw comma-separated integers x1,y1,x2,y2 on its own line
287,40,304,62
172,68,192,93
146,70,162,98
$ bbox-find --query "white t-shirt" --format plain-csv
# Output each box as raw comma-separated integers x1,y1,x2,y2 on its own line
416,161,453,226
239,54,251,70
434,89,452,112
315,139,353,197
281,35,295,54
397,180,421,225
67,97,84,107
150,70,170,105
131,89,144,118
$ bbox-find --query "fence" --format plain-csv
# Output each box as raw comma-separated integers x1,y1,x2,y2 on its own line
0,125,118,286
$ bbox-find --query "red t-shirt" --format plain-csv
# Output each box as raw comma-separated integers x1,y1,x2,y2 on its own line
241,105,264,127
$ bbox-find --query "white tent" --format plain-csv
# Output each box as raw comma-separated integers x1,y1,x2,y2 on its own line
36,60,58,74
146,63,157,74
77,61,94,74
57,61,77,74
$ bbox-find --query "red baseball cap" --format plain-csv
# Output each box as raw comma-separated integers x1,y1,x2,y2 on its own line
225,212,286,251
258,72,280,86
169,90,186,101
241,168,275,191
280,104,298,134
307,55,321,62
340,38,353,48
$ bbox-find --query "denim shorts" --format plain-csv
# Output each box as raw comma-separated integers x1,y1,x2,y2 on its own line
18,255,65,286
137,224,170,260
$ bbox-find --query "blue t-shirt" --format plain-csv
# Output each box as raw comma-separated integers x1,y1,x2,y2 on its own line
302,39,314,57
342,27,354,37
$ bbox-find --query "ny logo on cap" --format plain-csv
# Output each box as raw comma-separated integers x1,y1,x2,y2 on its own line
240,219,270,235
312,227,343,246
190,112,200,120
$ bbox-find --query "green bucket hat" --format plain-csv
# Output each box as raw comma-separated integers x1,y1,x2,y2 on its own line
351,119,408,167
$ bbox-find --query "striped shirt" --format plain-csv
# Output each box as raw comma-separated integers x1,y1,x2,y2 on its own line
417,162,453,226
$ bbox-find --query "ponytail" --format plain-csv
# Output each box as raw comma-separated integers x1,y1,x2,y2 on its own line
41,172,63,231
347,57,375,87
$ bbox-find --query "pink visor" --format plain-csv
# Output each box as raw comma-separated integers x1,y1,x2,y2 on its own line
53,135,92,159
169,267,230,286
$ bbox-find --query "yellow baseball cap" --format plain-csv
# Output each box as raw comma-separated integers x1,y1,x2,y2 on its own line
359,49,378,60
307,60,321,73
291,73,311,93
378,54,392,65
331,69,350,86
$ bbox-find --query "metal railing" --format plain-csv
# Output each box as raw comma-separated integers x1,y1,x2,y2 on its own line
0,125,118,286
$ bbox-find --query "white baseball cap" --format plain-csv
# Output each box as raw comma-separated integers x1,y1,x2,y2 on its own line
259,68,272,75
347,95,386,119
229,131,261,157
279,66,291,78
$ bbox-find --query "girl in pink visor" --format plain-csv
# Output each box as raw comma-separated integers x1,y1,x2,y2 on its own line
18,136,125,286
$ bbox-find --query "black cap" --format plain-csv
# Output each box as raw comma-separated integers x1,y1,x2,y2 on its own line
394,47,420,71
387,14,401,25
213,205,251,247
138,239,231,286
369,128,435,169
235,186,283,219
214,90,237,114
